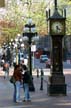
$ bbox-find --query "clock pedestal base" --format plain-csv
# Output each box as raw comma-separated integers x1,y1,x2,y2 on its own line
47,75,66,96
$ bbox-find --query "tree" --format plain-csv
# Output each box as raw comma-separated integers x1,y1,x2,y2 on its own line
58,0,71,35
1,0,71,45
0,0,48,45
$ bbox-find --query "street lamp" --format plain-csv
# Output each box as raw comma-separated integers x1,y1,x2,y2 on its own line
14,34,25,65
6,35,11,63
31,44,36,70
19,38,25,64
9,39,14,66
23,18,38,91
14,38,19,65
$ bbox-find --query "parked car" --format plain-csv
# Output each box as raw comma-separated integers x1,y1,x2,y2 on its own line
45,59,51,68
40,55,48,63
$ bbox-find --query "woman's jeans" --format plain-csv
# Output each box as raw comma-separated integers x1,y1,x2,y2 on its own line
13,81,21,102
23,83,30,100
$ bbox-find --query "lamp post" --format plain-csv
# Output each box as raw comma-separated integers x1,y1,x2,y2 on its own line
14,38,18,65
6,35,11,63
23,18,38,91
9,39,14,66
19,38,24,64
14,34,25,65
46,0,66,96
31,44,36,70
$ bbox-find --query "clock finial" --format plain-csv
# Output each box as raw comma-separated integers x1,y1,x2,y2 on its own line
54,0,57,10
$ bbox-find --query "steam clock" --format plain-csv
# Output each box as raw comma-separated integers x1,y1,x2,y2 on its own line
46,0,66,95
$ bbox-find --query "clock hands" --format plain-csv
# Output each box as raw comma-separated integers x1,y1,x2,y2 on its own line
56,25,62,33
51,22,63,34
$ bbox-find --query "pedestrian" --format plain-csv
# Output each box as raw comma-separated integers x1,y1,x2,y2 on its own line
13,58,16,68
22,65,31,102
13,64,22,103
3,61,9,79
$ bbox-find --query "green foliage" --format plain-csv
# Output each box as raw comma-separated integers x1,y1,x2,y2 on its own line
66,18,71,35
2,0,47,40
58,0,71,35
1,0,71,44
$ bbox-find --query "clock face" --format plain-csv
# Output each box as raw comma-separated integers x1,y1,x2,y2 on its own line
51,22,63,34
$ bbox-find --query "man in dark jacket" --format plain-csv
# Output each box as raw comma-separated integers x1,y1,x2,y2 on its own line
22,65,31,102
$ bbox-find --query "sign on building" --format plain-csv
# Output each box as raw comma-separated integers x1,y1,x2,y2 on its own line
0,0,5,7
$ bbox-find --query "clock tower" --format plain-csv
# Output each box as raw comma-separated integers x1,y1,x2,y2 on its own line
46,0,66,95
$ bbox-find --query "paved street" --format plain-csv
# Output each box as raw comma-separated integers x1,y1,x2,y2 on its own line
0,67,71,108
34,58,71,69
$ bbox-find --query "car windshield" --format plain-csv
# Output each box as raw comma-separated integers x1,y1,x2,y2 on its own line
41,55,47,58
